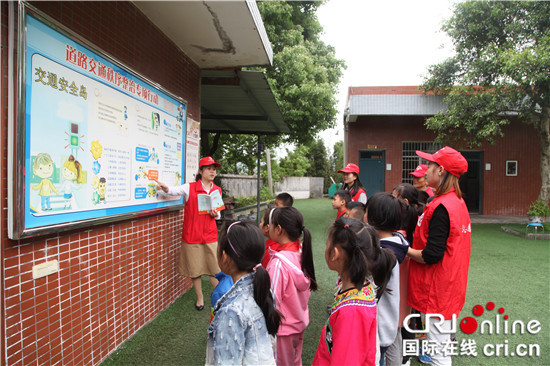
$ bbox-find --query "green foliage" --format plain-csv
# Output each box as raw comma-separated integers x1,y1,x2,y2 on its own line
256,0,345,146
279,144,311,177
421,1,550,202
330,140,344,173
528,199,550,217
258,139,342,194
211,134,259,175
233,186,275,208
306,139,331,193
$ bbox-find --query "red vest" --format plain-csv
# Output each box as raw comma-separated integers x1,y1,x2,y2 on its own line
407,189,471,319
352,187,367,202
181,181,222,244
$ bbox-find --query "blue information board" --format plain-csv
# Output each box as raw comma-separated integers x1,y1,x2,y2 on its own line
11,8,187,238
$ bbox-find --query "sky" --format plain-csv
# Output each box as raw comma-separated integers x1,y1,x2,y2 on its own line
315,0,459,151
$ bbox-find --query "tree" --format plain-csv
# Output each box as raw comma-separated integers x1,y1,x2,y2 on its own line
330,140,344,173
421,1,550,203
306,139,331,193
278,145,311,177
203,1,345,172
211,134,258,175
257,1,345,145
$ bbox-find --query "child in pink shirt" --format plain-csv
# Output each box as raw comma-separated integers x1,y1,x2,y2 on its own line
266,207,317,366
313,218,379,365
260,208,280,267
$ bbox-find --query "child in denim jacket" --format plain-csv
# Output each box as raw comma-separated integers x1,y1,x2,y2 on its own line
206,221,280,365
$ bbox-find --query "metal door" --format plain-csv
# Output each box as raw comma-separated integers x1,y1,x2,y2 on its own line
358,150,385,197
459,151,482,213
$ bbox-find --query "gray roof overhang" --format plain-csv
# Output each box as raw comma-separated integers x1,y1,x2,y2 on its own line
201,69,289,135
134,0,273,69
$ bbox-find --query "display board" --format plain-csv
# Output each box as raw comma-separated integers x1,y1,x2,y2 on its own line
185,118,201,183
9,6,187,239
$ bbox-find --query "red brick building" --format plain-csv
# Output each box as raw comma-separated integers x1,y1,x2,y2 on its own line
344,86,541,216
0,2,277,365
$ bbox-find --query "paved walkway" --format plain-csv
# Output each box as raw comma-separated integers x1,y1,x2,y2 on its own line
470,215,526,224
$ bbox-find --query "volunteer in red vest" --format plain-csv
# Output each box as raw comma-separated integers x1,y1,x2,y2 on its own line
409,163,434,197
338,163,367,204
155,156,222,311
407,147,471,366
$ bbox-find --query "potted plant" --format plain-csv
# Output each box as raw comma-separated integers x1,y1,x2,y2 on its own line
527,199,550,225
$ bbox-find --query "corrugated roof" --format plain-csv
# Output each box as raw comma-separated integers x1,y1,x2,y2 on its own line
201,70,289,135
349,94,446,116
346,86,446,119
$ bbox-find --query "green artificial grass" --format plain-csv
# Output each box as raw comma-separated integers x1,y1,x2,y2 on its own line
101,200,550,366
447,223,550,366
101,279,215,366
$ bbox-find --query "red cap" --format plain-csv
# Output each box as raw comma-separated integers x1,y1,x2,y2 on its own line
416,146,468,177
409,164,428,177
338,163,360,174
199,156,221,168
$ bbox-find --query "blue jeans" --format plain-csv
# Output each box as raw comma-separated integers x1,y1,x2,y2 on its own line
380,346,389,366
41,196,51,209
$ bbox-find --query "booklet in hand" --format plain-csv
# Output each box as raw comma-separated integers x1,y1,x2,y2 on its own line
197,190,226,215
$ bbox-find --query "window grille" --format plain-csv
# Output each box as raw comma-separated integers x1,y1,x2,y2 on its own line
402,142,442,184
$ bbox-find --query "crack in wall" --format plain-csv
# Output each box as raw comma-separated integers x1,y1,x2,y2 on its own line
192,1,236,55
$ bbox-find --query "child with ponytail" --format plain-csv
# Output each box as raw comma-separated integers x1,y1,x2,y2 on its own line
260,207,279,267
392,183,425,245
62,155,83,209
267,207,317,366
206,221,280,365
313,218,378,365
366,192,409,366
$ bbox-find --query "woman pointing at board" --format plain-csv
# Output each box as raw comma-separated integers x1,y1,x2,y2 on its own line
155,156,223,311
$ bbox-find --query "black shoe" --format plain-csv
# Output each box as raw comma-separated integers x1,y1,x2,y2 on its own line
195,304,204,311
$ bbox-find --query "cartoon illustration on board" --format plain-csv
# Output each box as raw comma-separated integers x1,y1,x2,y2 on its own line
92,177,107,205
98,177,106,203
177,104,184,123
152,112,160,131
148,147,159,164
61,155,84,209
90,140,103,160
64,122,85,159
135,166,148,181
90,140,105,205
32,153,59,211
147,183,157,198
119,106,129,133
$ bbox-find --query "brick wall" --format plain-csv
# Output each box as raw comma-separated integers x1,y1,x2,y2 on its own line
481,119,541,215
1,2,200,364
347,116,437,192
347,115,541,215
